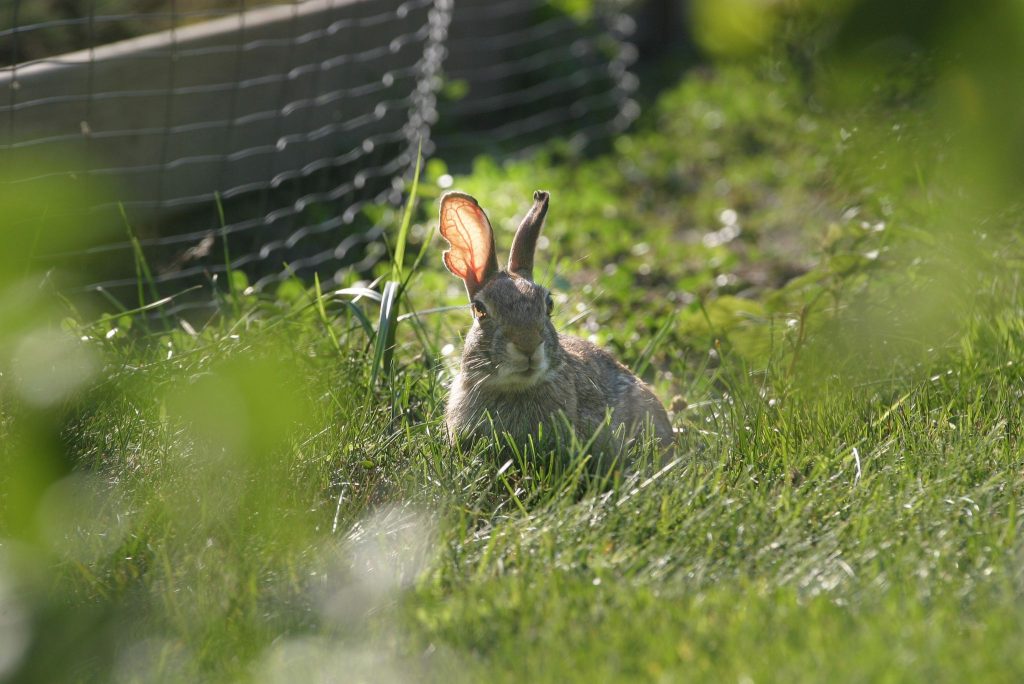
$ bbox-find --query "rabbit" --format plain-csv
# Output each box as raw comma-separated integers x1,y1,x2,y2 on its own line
438,189,674,465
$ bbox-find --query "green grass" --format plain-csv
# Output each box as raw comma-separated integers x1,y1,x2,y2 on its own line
2,56,1024,682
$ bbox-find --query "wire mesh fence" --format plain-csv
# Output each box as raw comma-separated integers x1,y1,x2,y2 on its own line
435,0,638,163
1,0,638,314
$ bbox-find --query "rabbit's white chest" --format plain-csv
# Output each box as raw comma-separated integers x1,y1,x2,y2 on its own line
446,372,577,445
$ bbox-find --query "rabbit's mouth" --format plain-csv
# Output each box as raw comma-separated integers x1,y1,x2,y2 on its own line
492,342,550,388
494,364,549,388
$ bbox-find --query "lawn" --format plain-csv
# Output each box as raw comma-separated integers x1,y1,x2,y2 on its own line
2,7,1024,682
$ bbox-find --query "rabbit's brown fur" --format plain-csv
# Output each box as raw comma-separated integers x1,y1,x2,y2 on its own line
439,190,673,462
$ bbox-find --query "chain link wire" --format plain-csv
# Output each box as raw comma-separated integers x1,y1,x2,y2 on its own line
1,0,637,314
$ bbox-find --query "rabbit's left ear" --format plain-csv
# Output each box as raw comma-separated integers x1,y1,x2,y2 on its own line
439,192,499,299
508,190,549,280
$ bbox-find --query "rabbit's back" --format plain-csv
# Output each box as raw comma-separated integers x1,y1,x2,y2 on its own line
559,335,674,449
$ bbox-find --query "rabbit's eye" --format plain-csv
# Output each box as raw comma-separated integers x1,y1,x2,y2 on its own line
545,293,554,316
472,300,488,319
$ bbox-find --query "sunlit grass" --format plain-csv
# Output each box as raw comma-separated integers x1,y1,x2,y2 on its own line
2,27,1024,682
9,262,1019,682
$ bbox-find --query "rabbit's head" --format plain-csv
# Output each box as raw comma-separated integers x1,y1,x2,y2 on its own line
439,190,560,391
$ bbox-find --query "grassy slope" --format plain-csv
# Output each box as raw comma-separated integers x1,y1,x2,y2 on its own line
3,62,1024,682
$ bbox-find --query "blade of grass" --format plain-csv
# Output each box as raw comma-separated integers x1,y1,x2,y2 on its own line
215,191,239,317
119,203,161,305
328,287,383,302
403,214,436,293
371,280,400,387
93,285,130,314
370,144,423,386
120,203,147,312
391,139,422,281
119,202,168,329
343,301,375,340
314,273,341,354
89,285,203,323
634,311,677,378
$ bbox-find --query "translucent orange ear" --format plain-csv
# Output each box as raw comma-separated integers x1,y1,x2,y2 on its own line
438,192,498,298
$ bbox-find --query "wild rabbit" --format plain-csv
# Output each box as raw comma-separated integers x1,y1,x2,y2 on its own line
438,190,674,463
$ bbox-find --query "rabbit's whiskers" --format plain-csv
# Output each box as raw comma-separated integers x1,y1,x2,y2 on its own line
466,371,496,397
462,357,494,375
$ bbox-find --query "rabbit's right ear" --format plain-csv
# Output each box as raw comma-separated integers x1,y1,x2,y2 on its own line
438,192,499,299
508,190,549,280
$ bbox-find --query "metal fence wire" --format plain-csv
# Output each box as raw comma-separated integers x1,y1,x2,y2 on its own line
1,0,638,313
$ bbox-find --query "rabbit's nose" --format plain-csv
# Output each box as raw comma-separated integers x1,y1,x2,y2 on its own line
508,332,542,358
